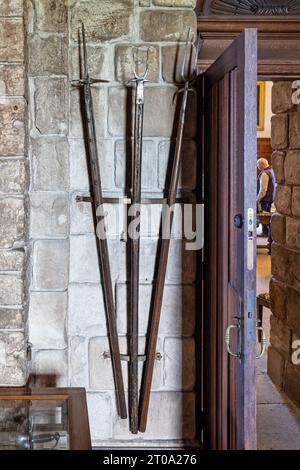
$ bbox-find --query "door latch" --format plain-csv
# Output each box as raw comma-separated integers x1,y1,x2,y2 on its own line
247,208,254,271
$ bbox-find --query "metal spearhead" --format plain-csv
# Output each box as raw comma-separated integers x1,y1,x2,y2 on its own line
71,22,109,88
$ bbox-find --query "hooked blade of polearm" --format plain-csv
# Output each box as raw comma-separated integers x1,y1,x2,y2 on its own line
72,22,127,420
128,46,150,434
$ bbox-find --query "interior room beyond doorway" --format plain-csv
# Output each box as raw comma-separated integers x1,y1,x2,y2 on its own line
256,81,300,450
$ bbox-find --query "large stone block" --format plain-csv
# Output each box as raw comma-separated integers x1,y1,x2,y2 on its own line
89,336,162,391
0,0,23,16
116,283,195,336
0,332,26,386
115,140,157,190
70,235,196,285
269,277,286,321
30,192,69,238
274,185,291,215
0,308,23,329
30,349,68,387
289,250,300,291
271,114,288,150
113,391,195,440
0,159,26,195
34,78,68,135
108,86,196,138
70,199,120,236
289,112,300,149
286,216,300,250
0,19,24,62
286,287,300,336
70,0,134,42
69,235,99,283
86,393,112,441
28,35,67,76
158,140,196,190
283,362,300,406
0,65,24,96
271,213,286,245
69,335,88,387
70,196,94,235
267,346,285,391
163,337,195,391
69,236,126,283
69,139,114,190
69,284,106,337
270,315,291,360
292,186,300,217
140,10,196,42
284,150,300,185
0,274,23,305
271,243,289,283
0,198,25,249
69,336,89,389
115,45,160,82
0,250,24,271
70,88,105,139
162,44,199,83
31,138,69,191
0,99,25,155
139,202,191,238
70,44,113,81
272,81,294,114
271,151,285,184
31,0,68,33
32,240,69,290
28,292,67,349
139,238,196,284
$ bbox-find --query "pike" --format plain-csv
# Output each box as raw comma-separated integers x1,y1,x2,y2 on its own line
138,29,203,432
72,23,127,420
128,46,150,434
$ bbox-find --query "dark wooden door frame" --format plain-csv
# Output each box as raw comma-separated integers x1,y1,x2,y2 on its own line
197,16,300,79
197,17,300,450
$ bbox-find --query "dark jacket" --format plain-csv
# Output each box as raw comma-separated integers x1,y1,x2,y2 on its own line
257,167,276,203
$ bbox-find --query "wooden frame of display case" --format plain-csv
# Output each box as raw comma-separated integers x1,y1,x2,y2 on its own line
0,387,91,450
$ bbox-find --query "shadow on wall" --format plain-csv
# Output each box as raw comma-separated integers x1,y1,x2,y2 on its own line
28,374,61,388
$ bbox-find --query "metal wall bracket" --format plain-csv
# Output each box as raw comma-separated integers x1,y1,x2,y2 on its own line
76,194,187,205
26,341,33,361
102,351,162,362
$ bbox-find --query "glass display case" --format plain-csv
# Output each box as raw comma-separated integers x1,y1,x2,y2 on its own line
0,388,91,450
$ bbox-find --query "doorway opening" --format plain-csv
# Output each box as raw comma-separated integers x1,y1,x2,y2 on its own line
256,80,300,450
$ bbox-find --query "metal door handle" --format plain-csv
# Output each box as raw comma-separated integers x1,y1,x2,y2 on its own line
225,324,241,358
256,326,266,359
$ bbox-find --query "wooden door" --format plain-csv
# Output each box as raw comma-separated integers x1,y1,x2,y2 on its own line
203,29,257,450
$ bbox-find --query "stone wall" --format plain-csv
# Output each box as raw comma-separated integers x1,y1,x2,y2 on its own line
268,81,300,408
0,0,27,385
25,0,199,447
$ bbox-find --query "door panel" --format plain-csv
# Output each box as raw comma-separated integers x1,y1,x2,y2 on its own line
203,29,257,450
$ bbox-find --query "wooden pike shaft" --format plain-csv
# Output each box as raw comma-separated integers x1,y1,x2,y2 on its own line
78,24,127,420
129,88,144,434
139,82,190,432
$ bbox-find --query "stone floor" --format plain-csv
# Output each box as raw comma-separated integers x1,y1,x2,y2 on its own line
256,245,300,450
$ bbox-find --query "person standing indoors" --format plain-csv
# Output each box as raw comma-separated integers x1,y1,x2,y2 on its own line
257,158,276,236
